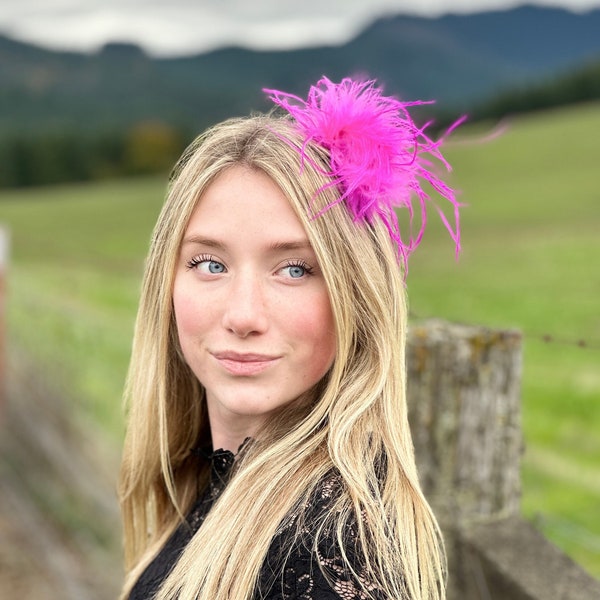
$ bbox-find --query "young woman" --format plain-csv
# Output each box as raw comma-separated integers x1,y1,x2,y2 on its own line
119,77,461,600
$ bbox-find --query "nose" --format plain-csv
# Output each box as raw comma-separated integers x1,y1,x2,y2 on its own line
221,271,269,338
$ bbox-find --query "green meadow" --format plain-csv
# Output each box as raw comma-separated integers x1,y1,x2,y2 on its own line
1,102,599,576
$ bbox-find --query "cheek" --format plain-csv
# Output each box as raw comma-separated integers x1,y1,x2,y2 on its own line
172,281,210,348
289,293,337,375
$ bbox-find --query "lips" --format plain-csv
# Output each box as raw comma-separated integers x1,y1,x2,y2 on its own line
212,351,281,376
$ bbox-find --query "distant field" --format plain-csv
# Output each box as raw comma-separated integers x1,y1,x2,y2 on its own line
1,102,599,577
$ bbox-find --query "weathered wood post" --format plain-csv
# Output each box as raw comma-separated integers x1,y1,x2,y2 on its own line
407,319,523,598
406,320,600,600
407,319,523,524
0,225,8,414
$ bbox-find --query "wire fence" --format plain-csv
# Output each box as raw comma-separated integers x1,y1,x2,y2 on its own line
410,310,600,352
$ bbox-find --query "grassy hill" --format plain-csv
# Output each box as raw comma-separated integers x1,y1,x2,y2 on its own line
0,102,599,577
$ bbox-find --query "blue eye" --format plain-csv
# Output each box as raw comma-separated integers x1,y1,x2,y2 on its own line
186,255,226,274
281,261,313,279
288,265,306,278
206,260,225,274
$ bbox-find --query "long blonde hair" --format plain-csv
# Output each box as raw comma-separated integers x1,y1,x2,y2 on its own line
119,115,446,599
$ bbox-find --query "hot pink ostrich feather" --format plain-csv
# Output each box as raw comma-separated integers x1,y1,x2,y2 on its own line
264,76,464,267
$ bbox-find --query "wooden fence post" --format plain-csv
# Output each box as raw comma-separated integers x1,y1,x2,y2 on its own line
406,320,600,600
407,319,523,524
407,319,523,598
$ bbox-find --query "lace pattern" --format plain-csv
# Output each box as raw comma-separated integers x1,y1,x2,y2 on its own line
128,447,386,600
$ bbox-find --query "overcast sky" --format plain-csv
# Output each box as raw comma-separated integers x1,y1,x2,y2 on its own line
1,0,599,56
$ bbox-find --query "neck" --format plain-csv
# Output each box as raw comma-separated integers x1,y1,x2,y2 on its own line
208,411,263,452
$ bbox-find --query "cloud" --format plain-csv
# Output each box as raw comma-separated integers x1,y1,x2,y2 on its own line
0,1,370,55
1,0,599,56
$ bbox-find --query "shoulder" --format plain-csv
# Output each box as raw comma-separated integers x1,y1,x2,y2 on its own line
257,473,387,600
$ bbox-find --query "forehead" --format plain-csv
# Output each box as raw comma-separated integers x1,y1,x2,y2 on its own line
182,165,311,247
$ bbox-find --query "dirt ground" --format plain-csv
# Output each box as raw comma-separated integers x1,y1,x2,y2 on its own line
0,354,122,600
0,484,77,598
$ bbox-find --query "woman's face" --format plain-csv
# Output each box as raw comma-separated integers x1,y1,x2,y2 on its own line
173,165,336,446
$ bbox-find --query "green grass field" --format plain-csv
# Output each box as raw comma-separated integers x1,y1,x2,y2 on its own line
1,102,599,577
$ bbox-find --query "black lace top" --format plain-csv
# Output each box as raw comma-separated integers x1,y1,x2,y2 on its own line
128,445,387,599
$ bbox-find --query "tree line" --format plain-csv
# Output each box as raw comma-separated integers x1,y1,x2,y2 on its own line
469,58,600,122
1,58,599,189
0,121,189,188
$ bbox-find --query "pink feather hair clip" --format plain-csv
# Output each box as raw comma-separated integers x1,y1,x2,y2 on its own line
263,76,465,268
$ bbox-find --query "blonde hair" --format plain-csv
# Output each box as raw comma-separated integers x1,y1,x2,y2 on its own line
119,115,446,599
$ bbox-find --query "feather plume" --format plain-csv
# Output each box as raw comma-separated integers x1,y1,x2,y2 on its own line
264,76,464,267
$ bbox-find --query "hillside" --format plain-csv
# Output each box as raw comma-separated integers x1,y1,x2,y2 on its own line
0,5,599,135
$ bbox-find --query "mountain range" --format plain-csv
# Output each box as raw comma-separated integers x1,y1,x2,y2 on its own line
1,5,599,135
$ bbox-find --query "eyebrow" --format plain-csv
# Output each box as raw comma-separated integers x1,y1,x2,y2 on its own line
181,235,226,250
268,240,313,252
181,235,314,253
